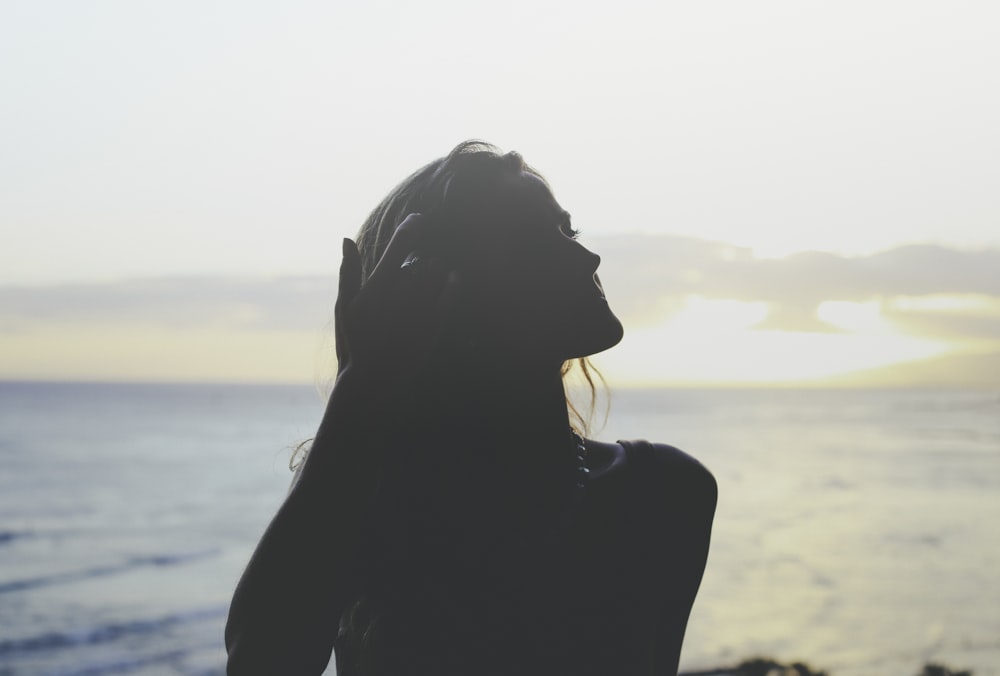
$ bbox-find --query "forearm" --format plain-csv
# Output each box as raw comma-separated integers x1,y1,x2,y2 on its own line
225,371,386,674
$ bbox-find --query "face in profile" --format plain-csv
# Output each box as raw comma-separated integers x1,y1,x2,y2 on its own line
457,171,624,364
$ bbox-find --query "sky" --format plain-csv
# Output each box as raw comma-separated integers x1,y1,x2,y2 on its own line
2,1,999,386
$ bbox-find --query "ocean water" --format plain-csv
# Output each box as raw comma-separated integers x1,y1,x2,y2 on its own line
0,382,997,676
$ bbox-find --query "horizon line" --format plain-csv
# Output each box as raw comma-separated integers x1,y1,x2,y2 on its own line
1,376,995,392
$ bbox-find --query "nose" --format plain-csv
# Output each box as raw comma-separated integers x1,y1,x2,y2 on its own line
584,248,601,274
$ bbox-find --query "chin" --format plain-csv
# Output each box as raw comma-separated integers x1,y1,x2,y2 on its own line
564,313,624,360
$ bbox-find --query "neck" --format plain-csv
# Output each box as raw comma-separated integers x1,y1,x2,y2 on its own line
418,357,572,446
398,356,582,536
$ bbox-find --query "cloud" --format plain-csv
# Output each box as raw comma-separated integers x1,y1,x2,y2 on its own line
0,277,337,332
2,238,998,344
592,236,1000,337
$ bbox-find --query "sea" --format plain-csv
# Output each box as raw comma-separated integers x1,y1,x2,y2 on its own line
0,381,997,676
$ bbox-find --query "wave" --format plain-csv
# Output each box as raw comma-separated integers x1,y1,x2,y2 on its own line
48,649,190,676
0,548,218,594
43,640,224,676
0,529,31,545
0,607,226,655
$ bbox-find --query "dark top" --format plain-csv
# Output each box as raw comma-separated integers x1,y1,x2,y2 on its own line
334,439,716,676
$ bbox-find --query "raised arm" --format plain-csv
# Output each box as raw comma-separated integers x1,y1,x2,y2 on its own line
224,373,383,674
225,215,459,674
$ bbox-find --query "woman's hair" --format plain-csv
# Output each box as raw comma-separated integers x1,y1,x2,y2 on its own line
290,141,604,472
355,140,527,282
353,140,603,432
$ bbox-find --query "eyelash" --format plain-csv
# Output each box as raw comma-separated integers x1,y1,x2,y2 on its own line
561,224,582,240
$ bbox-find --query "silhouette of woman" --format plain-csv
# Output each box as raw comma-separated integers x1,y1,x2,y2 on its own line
225,141,717,675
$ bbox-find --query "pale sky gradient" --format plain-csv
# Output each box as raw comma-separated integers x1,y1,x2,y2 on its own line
2,1,999,385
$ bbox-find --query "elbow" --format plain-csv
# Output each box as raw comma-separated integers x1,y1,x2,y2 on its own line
224,603,260,675
225,639,256,676
225,618,335,676
225,641,252,676
224,621,261,676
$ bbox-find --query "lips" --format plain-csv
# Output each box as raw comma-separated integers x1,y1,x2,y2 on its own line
593,274,607,300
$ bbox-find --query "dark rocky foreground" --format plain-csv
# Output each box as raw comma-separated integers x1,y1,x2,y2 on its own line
681,657,974,676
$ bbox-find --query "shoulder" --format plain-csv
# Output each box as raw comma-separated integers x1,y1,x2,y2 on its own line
622,440,718,514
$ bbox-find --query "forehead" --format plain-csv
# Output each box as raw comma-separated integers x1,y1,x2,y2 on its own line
511,171,569,226
452,169,568,256
455,171,568,266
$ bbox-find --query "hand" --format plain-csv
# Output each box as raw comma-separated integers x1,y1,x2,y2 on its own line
334,213,461,398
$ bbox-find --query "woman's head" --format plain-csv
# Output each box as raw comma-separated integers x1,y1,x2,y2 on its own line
355,141,623,367
351,141,621,435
